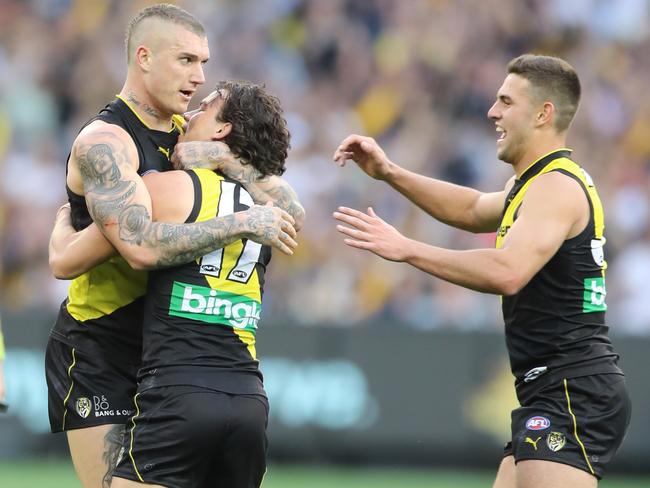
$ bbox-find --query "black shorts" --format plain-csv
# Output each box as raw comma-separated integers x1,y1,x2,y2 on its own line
45,336,138,433
504,373,631,479
113,385,269,488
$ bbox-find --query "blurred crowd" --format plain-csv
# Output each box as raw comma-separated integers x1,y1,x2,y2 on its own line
1,0,650,334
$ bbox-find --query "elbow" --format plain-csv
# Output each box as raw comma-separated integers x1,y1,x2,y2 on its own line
49,256,79,280
123,250,157,271
497,271,528,296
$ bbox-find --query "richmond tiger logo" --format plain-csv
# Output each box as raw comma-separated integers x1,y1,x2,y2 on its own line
546,431,566,452
75,397,92,418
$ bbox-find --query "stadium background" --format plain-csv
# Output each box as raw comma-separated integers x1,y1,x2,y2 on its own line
1,0,650,486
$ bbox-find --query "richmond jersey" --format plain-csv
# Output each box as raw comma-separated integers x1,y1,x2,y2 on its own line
496,150,621,396
139,168,271,396
52,96,184,358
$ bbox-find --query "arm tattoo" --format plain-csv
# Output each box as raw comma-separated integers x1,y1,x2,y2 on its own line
75,132,253,268
76,133,138,228
117,207,247,268
102,424,125,488
221,162,306,224
177,142,233,170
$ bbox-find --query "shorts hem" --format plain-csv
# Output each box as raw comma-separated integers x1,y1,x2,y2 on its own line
50,417,131,434
513,456,603,480
112,472,177,488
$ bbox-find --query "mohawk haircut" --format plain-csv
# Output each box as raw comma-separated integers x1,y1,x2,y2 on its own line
125,3,205,64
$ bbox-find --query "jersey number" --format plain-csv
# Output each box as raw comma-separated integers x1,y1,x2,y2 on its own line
199,182,262,283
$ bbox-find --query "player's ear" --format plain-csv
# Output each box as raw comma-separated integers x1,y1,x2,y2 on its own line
535,101,555,128
211,122,232,141
135,45,152,72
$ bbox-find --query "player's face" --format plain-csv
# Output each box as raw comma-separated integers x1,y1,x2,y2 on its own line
487,74,537,166
180,90,228,142
147,25,209,117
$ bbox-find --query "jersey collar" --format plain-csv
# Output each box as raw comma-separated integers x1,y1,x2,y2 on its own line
517,148,573,184
503,148,573,216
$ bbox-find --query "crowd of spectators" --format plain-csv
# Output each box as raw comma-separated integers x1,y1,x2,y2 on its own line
2,0,650,334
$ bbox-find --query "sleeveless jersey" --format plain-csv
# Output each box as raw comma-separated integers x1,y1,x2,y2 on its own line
53,97,185,359
495,149,621,396
139,169,271,395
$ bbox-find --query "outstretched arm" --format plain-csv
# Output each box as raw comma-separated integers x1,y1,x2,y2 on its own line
68,123,297,271
172,141,306,230
334,172,587,295
334,134,510,233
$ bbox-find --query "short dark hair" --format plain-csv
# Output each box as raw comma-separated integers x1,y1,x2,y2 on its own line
125,3,205,63
216,80,290,177
507,54,581,132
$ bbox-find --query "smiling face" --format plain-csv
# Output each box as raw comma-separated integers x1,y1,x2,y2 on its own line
138,22,210,117
180,90,229,143
487,73,538,166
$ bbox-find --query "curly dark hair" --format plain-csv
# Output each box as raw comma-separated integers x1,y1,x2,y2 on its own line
214,80,290,177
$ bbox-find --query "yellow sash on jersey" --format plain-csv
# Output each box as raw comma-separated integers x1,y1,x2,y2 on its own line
190,168,264,358
496,152,605,261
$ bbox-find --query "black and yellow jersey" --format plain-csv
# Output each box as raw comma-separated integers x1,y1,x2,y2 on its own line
496,149,621,396
52,97,185,359
138,168,271,396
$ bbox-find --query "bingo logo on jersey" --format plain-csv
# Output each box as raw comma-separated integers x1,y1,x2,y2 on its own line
168,282,260,332
525,416,551,430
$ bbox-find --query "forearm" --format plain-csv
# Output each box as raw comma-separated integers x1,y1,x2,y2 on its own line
117,208,255,269
240,176,305,230
213,158,305,230
384,163,486,232
173,141,234,170
173,142,305,228
403,239,524,295
49,209,117,279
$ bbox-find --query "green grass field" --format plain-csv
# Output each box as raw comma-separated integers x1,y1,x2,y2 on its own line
0,460,648,487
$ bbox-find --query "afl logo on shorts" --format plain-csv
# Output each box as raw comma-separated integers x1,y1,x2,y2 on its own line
75,397,92,418
525,416,550,430
547,432,566,452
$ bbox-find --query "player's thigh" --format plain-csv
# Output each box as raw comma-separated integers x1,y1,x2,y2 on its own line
67,423,125,488
111,476,166,488
516,459,596,488
493,455,515,488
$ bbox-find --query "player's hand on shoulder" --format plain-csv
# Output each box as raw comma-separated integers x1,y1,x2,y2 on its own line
240,202,298,256
171,141,240,171
333,134,393,180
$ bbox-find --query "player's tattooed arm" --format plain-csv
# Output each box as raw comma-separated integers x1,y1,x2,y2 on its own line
171,140,236,170
224,165,306,231
173,141,306,230
73,125,297,270
117,202,297,268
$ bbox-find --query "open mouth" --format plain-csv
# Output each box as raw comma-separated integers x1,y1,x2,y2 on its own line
496,126,506,142
180,90,194,101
